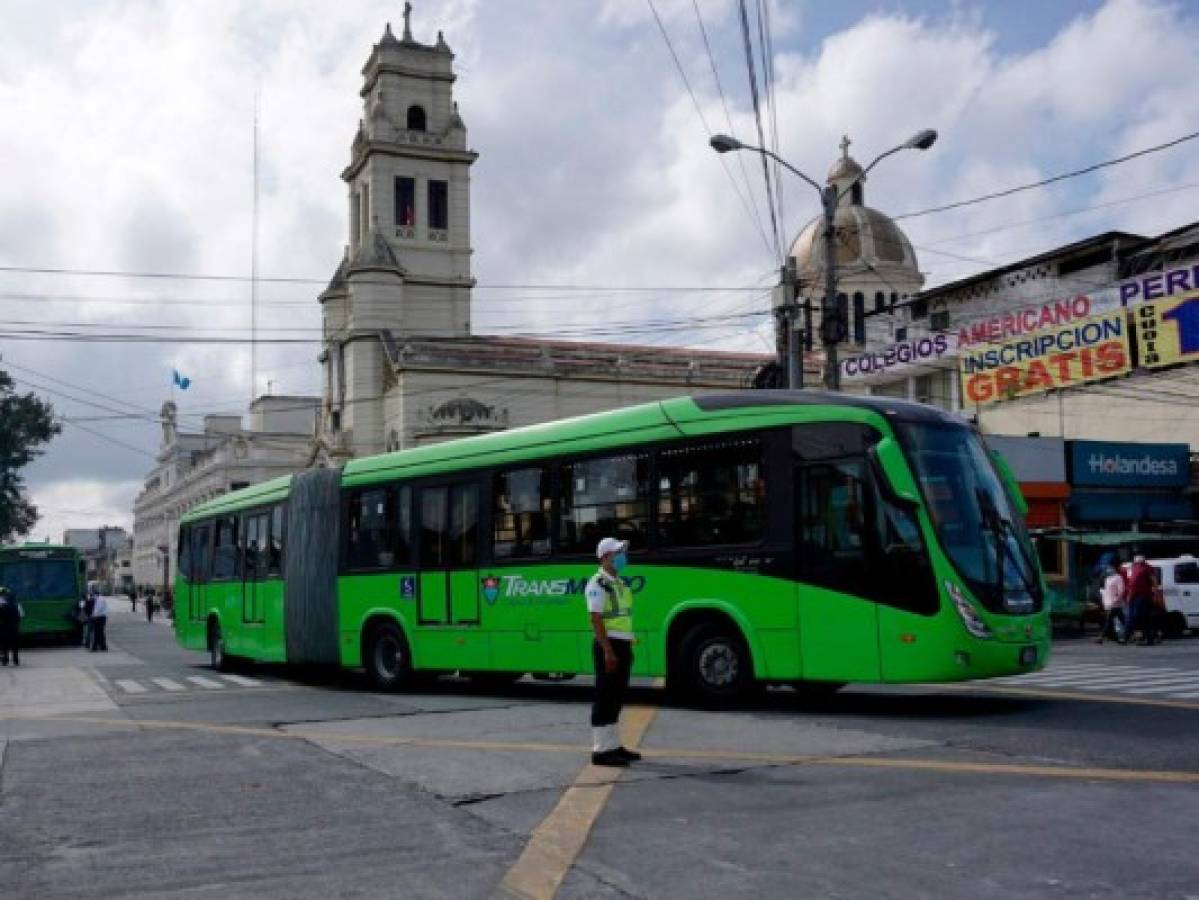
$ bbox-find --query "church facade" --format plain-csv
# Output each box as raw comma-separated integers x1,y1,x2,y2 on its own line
312,13,768,462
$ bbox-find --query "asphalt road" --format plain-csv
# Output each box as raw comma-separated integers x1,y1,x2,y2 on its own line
2,603,1199,899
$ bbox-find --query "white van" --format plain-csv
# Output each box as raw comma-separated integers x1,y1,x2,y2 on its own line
1146,555,1199,636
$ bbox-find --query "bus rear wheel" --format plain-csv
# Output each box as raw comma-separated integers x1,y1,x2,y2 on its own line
364,621,411,691
672,621,754,706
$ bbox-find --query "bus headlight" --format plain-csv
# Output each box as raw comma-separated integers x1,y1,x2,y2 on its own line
946,581,992,640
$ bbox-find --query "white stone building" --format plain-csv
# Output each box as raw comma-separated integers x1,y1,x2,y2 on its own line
312,14,769,462
130,396,320,587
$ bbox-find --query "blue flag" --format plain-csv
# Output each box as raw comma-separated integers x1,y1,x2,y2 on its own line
172,369,191,390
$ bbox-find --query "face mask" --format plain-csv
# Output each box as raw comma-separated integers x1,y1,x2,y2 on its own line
612,552,628,572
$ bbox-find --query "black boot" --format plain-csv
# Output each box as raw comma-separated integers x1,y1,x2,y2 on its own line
591,749,629,767
615,747,642,762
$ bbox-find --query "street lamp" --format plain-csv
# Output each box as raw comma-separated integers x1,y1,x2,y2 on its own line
711,129,937,390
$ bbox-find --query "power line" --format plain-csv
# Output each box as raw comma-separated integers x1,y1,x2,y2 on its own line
735,0,783,260
0,264,765,292
644,0,776,260
894,129,1199,221
690,0,767,257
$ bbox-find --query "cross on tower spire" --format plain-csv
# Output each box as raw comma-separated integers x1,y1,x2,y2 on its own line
402,2,413,41
840,134,851,160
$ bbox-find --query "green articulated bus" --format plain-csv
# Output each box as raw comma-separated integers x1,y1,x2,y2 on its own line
0,543,85,640
174,391,1050,703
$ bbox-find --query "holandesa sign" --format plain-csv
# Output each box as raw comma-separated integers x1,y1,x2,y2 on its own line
1068,440,1191,488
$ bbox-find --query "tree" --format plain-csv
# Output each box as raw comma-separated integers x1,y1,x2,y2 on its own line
0,363,60,542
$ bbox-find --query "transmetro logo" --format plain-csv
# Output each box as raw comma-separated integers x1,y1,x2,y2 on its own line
481,575,500,605
1087,452,1179,477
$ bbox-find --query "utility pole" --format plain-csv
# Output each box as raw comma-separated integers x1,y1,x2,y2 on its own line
819,183,842,391
772,260,803,389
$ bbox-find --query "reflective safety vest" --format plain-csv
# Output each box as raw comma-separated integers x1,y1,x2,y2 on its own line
598,574,634,635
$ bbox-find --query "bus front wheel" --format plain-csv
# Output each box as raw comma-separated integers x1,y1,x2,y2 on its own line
672,621,754,706
364,621,411,691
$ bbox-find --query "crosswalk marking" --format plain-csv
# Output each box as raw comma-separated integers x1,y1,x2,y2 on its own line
185,676,225,689
1030,670,1183,688
114,679,148,694
151,678,186,692
1122,679,1199,695
220,674,261,687
984,661,1199,700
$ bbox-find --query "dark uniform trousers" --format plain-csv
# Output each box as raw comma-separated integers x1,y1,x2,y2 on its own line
0,625,18,665
591,638,634,727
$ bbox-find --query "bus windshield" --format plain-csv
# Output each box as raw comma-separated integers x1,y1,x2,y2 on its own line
0,559,79,601
896,421,1041,614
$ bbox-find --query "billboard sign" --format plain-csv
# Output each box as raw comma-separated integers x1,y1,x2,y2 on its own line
840,289,1120,383
1069,440,1191,488
1134,291,1199,369
959,310,1130,406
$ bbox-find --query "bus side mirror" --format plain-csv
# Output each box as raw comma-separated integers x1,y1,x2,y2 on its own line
987,448,1028,517
868,439,921,507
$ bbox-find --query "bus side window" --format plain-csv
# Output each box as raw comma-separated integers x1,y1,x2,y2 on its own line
870,487,938,615
212,516,239,581
494,467,551,559
797,459,871,597
268,505,285,575
559,452,650,555
177,525,191,580
192,524,213,583
244,515,262,580
347,488,396,570
448,483,479,567
420,487,448,568
395,487,413,567
657,438,765,548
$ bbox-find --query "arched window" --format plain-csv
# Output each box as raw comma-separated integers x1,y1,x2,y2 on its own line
406,105,427,131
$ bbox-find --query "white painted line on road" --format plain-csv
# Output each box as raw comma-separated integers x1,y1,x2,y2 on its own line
1166,689,1199,699
1064,673,1195,690
186,676,225,689
114,679,148,694
1121,679,1199,695
1024,668,1181,687
151,678,186,692
997,665,1137,682
219,674,262,687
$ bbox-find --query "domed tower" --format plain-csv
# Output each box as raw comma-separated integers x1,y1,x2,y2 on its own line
789,136,924,352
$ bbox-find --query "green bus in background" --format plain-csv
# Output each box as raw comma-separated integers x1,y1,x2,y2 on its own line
174,392,1049,704
0,543,84,640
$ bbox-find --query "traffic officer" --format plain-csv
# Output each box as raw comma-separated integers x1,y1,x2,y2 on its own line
0,586,23,667
585,537,641,767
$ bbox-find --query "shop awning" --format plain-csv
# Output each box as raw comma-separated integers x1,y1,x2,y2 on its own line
1067,491,1194,524
1031,529,1199,545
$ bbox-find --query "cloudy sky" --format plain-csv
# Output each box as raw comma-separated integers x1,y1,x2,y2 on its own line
3,0,1198,541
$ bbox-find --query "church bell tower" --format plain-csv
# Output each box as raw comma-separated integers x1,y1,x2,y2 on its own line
318,4,477,456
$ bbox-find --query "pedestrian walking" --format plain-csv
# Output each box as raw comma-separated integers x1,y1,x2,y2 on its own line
90,593,109,652
130,592,137,613
145,590,156,624
1126,555,1157,646
1096,562,1127,644
0,586,23,666
585,537,640,767
81,593,96,649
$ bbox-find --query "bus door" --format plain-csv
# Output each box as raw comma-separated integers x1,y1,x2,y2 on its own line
416,482,487,669
794,425,882,682
240,512,268,658
188,523,211,623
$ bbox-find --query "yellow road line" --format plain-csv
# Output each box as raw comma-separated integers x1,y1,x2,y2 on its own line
497,704,658,900
5,711,1199,787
